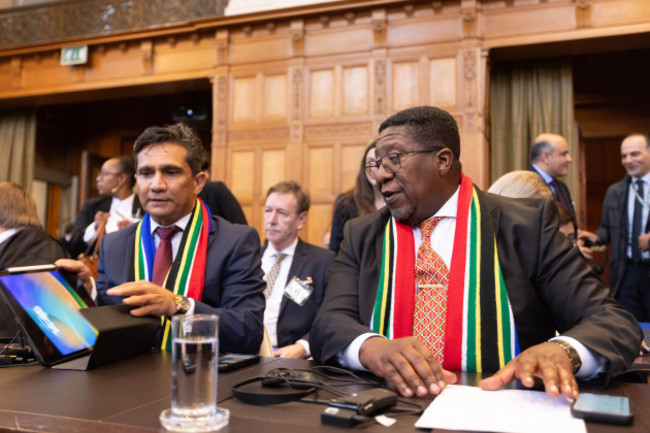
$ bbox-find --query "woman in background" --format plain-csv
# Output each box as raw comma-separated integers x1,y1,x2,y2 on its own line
328,140,384,254
0,182,67,340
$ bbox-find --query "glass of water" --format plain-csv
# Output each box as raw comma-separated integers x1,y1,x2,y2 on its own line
160,314,229,432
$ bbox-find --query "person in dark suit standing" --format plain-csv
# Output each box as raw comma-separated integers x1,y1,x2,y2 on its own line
310,106,641,400
68,156,143,257
198,159,248,225
529,133,575,217
57,123,265,354
582,134,650,322
262,180,335,359
529,133,592,259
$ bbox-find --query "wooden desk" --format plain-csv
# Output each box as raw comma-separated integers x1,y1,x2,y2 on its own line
0,352,648,433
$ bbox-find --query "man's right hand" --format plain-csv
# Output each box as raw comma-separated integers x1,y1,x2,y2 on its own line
54,258,93,295
359,336,457,397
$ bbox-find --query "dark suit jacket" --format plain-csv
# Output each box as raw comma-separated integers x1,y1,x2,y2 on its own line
328,193,359,254
310,189,641,383
95,215,266,354
529,165,575,217
198,181,248,225
262,239,335,348
594,175,650,295
0,226,68,338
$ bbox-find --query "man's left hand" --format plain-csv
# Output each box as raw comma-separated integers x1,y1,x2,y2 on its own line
274,343,307,359
478,342,579,399
638,233,650,252
106,281,176,317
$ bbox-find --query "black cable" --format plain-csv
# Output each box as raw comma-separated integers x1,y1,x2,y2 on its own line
263,367,424,416
0,331,21,358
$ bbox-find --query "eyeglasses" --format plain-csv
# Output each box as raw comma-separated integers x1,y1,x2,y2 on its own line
364,148,441,177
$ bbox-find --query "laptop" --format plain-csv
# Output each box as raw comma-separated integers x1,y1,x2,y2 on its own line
0,265,160,370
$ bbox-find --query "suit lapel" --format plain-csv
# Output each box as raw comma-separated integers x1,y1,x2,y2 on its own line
279,239,306,314
207,215,217,249
126,228,137,281
620,176,632,238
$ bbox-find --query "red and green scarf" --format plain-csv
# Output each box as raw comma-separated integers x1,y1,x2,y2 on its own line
133,198,211,350
370,174,520,373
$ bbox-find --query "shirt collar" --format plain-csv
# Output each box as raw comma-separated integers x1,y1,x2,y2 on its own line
632,172,650,185
264,238,298,259
111,193,134,206
430,185,460,220
532,164,553,184
149,212,193,236
0,228,19,245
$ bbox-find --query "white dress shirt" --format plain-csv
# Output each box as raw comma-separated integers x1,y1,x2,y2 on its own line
262,240,310,356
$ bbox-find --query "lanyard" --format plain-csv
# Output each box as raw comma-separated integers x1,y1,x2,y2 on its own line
633,181,650,211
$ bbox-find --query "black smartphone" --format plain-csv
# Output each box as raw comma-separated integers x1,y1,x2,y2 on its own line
217,353,260,372
571,393,633,425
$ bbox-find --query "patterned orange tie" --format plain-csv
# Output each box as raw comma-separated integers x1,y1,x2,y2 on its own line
412,216,449,364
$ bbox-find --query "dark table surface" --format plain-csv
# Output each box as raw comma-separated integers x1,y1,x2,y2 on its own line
0,351,648,433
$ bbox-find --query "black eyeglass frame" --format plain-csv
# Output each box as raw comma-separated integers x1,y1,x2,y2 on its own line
364,148,442,176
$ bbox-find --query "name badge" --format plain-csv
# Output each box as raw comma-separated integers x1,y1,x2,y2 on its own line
284,276,313,306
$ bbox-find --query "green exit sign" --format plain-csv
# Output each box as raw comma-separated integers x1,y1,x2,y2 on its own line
60,45,88,66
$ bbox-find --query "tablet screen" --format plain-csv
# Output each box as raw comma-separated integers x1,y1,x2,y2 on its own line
0,270,97,359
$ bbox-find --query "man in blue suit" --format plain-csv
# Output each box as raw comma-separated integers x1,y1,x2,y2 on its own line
58,123,265,354
262,181,335,358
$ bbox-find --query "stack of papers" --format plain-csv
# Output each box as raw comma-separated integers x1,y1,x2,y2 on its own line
415,385,586,433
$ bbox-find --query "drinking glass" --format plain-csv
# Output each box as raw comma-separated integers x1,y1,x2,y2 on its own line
160,314,229,432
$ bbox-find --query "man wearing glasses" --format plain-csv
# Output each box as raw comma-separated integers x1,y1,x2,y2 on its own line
69,156,143,257
311,106,641,400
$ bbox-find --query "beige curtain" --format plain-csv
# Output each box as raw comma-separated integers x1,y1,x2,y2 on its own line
490,59,575,191
0,111,36,191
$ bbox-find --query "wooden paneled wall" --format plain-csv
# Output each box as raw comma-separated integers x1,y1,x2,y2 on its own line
1,0,650,244
210,5,487,242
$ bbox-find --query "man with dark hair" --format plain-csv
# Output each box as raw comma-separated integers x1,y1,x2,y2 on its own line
529,133,575,216
198,159,248,225
310,106,641,400
582,133,650,321
262,180,335,358
69,156,142,257
58,123,265,353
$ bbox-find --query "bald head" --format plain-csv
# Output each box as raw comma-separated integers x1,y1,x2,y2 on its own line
530,133,572,177
621,134,650,178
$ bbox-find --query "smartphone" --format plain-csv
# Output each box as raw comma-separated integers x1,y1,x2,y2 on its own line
217,353,260,372
571,393,633,425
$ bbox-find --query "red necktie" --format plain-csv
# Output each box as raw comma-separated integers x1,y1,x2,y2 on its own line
152,226,181,287
412,217,448,363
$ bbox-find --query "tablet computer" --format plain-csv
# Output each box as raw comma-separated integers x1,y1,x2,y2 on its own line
0,266,97,367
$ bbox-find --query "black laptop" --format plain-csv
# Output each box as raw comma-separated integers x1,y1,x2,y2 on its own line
0,265,160,370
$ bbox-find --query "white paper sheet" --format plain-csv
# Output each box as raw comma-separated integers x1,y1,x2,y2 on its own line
414,385,586,433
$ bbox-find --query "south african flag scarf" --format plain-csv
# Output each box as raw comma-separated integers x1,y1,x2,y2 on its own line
133,198,211,351
370,174,520,373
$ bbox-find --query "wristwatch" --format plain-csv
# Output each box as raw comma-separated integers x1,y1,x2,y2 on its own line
174,295,191,315
550,340,582,374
